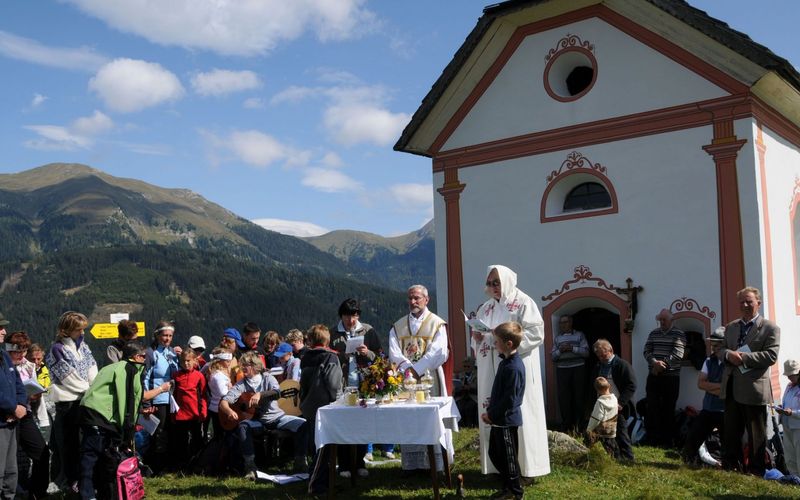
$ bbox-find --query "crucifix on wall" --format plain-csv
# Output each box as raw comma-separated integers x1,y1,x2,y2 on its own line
613,277,642,333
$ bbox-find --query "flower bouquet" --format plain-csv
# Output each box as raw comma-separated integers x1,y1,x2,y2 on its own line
358,356,403,403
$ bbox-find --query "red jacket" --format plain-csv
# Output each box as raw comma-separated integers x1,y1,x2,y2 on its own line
172,368,207,421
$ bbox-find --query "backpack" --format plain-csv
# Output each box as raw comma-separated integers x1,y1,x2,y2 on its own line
117,456,145,500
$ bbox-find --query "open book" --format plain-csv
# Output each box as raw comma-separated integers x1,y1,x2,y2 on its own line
23,378,45,397
462,311,492,333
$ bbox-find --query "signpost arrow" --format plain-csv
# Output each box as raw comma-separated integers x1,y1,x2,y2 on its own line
90,322,145,340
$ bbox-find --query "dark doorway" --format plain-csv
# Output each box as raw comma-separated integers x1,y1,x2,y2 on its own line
572,307,621,358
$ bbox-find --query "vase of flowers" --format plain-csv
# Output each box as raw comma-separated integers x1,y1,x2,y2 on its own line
358,356,403,401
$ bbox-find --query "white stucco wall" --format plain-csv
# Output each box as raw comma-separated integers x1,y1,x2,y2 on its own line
750,120,800,398
440,126,723,409
442,17,728,151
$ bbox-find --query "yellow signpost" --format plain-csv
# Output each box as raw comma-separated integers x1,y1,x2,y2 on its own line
90,322,145,340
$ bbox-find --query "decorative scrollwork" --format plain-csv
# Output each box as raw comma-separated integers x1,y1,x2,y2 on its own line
541,265,615,302
545,34,594,62
546,151,606,183
790,176,800,210
669,297,716,319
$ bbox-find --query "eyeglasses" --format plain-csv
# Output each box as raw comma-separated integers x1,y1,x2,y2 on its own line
485,279,501,287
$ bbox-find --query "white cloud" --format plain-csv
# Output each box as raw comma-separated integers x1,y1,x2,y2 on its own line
324,103,409,147
229,130,289,167
63,0,379,56
243,97,265,109
23,110,114,151
0,30,108,71
71,110,114,135
203,129,311,169
388,183,433,207
320,152,344,168
89,58,184,113
252,218,329,237
30,94,48,108
301,167,362,193
270,85,321,105
191,69,261,96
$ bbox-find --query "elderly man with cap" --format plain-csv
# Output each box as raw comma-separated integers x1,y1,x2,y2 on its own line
681,327,726,465
775,359,800,474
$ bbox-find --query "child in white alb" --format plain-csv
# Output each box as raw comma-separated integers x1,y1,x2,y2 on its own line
587,376,619,458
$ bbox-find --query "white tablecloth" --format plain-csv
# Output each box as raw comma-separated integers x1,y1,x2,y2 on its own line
315,397,460,452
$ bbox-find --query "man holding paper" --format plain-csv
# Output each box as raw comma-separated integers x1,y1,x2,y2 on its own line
329,298,382,478
717,287,780,474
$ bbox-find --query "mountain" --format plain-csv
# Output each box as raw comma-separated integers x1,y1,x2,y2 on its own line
305,220,435,292
0,163,410,350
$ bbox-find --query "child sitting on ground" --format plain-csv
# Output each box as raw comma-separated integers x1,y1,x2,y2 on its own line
586,376,619,457
481,321,525,500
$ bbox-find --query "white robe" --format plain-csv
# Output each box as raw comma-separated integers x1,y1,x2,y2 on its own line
388,308,452,470
471,265,551,478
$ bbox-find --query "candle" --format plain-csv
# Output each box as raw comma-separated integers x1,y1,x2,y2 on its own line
415,390,426,403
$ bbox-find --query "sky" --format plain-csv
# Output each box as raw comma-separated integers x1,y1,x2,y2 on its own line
0,1,798,238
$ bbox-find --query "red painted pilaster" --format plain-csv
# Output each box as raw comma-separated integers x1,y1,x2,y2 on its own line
703,127,747,324
437,169,467,393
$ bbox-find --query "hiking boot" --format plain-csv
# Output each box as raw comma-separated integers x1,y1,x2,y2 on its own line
385,452,396,459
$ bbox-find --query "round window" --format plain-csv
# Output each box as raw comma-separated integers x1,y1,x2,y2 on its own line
544,47,597,102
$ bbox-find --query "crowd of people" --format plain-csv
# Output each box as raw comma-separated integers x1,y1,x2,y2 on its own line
0,268,792,500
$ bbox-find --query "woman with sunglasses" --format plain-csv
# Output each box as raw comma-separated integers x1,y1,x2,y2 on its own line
470,265,550,483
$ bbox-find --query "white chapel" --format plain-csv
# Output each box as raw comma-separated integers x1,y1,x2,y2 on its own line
396,0,800,422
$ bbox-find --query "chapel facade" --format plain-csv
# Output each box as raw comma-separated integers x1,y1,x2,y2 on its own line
396,0,800,422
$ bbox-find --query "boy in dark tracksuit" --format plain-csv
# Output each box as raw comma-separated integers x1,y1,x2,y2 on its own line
482,321,525,500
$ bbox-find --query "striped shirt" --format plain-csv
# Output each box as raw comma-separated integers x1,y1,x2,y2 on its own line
643,327,686,376
551,330,589,369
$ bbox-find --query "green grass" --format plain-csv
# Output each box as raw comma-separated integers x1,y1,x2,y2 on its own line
143,428,799,499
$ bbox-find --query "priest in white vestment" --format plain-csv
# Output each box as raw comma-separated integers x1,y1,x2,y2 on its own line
471,265,551,478
388,284,451,471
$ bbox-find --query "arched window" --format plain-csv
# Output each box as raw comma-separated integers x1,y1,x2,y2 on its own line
563,182,611,212
540,151,618,223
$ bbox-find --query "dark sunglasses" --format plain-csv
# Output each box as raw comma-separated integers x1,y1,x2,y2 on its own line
485,279,501,287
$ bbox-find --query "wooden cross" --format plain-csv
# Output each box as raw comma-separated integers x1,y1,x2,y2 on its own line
613,277,642,333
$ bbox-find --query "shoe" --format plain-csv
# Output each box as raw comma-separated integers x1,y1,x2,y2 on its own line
357,468,369,478
339,470,351,479
364,452,374,461
244,470,257,481
385,452,396,459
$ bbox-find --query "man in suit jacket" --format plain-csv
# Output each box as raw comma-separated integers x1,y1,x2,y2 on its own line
718,287,780,474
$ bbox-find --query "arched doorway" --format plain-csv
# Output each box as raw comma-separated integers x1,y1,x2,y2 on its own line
573,307,621,356
542,288,629,423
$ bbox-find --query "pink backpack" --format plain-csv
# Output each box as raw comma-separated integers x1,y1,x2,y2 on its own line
116,456,145,500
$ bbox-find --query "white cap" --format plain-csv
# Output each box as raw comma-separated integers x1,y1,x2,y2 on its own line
187,335,206,350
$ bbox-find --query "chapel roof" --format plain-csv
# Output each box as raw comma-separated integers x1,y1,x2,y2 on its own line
395,0,800,155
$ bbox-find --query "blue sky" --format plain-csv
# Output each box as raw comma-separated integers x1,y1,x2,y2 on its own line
0,1,797,237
